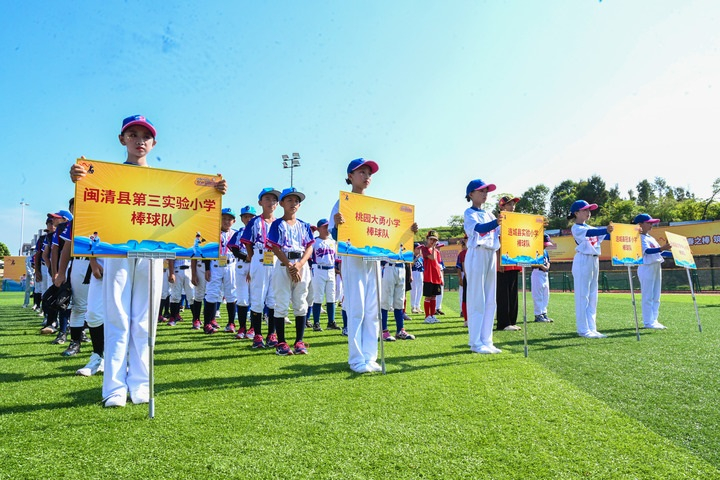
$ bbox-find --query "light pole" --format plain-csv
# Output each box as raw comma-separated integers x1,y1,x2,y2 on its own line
281,153,301,188
19,200,29,255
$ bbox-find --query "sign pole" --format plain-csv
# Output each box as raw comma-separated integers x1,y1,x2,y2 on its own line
521,266,529,358
626,266,641,341
368,257,386,374
686,268,703,333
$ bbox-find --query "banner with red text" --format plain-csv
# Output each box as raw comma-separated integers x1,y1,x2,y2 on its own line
610,223,643,266
499,212,545,266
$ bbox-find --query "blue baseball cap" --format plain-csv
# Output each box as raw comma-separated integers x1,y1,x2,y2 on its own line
632,213,660,225
347,158,379,175
257,187,281,201
316,218,329,228
569,200,598,214
465,179,496,197
279,187,305,202
121,115,156,137
221,207,236,219
240,205,256,216
48,209,73,221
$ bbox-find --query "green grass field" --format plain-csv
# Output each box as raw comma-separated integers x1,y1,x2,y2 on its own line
1,291,719,479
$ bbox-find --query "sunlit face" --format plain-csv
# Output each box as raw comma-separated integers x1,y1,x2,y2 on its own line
427,237,438,247
348,165,373,191
500,200,516,212
258,193,278,214
221,214,235,232
469,188,488,206
119,125,156,159
280,195,301,215
575,209,591,222
317,224,329,237
240,214,254,226
639,221,654,234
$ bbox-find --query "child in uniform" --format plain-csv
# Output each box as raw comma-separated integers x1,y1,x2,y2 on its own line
632,213,672,329
380,258,416,341
464,179,502,354
267,188,315,355
203,208,238,334
496,196,522,331
410,243,423,314
531,234,554,323
311,219,340,331
415,230,443,324
229,205,256,338
568,200,613,338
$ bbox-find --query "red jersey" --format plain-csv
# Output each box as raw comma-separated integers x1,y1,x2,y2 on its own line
419,246,443,285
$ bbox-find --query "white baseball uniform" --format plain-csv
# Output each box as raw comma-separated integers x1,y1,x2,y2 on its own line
571,223,608,336
312,236,337,304
638,233,664,327
267,217,314,318
204,229,237,304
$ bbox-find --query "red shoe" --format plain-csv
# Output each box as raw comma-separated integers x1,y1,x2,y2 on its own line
225,323,236,333
293,341,308,355
235,327,246,339
275,342,293,356
192,319,202,330
204,323,218,334
266,332,279,348
210,320,220,331
246,328,255,339
251,334,266,349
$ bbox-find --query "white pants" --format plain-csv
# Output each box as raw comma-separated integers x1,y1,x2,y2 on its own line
205,261,237,304
69,259,90,328
193,261,206,302
335,273,343,303
380,264,405,311
161,269,170,298
272,263,311,317
531,269,549,315
436,284,444,309
86,269,104,328
410,270,423,309
249,252,277,313
638,262,662,326
572,253,599,335
170,267,195,302
102,257,162,401
312,266,336,304
35,265,49,294
234,261,251,307
343,257,379,369
466,247,496,350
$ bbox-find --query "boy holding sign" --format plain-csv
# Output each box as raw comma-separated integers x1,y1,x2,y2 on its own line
632,214,672,329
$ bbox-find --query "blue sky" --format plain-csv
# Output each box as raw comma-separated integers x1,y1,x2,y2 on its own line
2,1,719,254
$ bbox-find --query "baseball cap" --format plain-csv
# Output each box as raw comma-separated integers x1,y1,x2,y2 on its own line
221,207,236,219
569,200,598,214
240,205,257,216
316,218,329,228
426,229,439,240
465,179,497,197
279,187,305,202
631,213,660,225
121,115,156,137
543,234,553,247
499,195,520,206
48,210,73,221
257,187,281,201
347,158,379,175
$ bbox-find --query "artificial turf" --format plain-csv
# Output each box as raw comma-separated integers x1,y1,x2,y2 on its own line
0,291,718,479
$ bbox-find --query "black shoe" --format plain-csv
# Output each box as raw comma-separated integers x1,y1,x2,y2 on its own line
436,309,446,315
80,330,91,343
313,323,323,332
326,322,341,330
305,320,313,328
62,341,80,356
51,332,67,345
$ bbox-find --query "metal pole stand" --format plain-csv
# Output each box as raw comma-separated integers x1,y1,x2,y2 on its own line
365,256,386,374
627,266,640,341
127,251,176,419
686,268,703,333
521,266,529,358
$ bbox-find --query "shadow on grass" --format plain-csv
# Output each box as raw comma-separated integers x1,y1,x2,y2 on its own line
0,387,101,415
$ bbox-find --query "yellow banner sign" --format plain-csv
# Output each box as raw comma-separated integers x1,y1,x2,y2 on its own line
499,212,545,266
665,232,696,269
2,256,27,280
610,223,643,266
653,221,720,256
72,159,222,258
337,191,415,261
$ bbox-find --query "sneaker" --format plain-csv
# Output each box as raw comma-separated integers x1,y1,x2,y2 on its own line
396,328,415,340
542,313,554,322
293,341,308,355
157,314,166,323
305,319,313,328
80,330,91,343
350,363,372,373
104,394,126,408
487,344,502,354
167,317,178,326
402,312,411,321
76,353,104,376
215,310,221,319
367,361,383,372
463,320,468,328
191,319,202,330
534,315,550,323
235,327,246,339
436,309,445,315
313,323,323,332
284,317,292,324
592,331,608,338
246,327,255,339
471,345,494,354
61,341,80,356
645,323,667,330
423,316,436,324
51,332,67,345
502,325,521,331
204,323,218,334
252,334,266,349
266,332,279,348
225,323,236,333
326,322,341,330
382,330,396,341
210,320,220,331
341,327,348,336
275,342,294,356
411,308,421,314
40,325,56,335
130,388,149,405
262,313,269,324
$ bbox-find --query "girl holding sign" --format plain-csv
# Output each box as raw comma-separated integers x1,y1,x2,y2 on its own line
568,200,613,339
632,214,672,329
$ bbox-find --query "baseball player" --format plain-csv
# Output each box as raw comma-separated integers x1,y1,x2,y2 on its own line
189,258,207,330
464,178,502,354
267,187,315,355
380,259,416,342
203,207,238,334
410,246,423,314
240,187,281,348
632,213,672,329
531,234,554,323
310,218,340,331
229,205,256,338
569,200,613,338
166,257,195,327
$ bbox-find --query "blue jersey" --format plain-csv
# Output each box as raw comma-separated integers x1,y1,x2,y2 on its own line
240,215,274,251
267,218,314,255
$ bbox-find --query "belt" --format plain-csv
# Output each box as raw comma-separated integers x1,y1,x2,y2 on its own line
75,257,90,261
315,265,333,270
412,267,423,271
287,251,302,260
178,265,190,270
